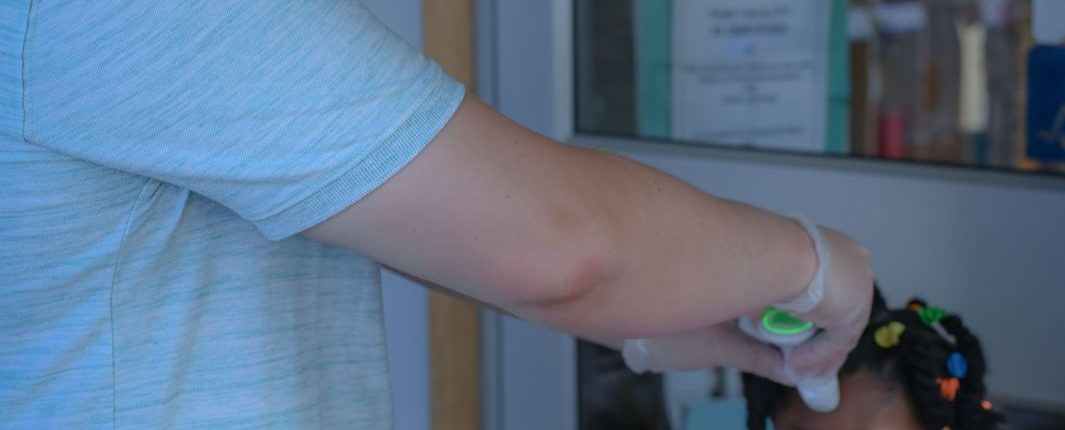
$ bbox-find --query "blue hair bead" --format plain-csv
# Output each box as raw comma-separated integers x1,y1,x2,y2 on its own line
947,352,968,379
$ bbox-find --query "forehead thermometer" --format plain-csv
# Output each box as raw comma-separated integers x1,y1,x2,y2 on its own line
740,308,841,413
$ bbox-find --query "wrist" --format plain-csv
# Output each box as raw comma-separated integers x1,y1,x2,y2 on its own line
776,214,828,313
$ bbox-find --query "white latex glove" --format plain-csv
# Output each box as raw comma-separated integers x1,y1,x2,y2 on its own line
622,322,795,385
781,223,873,379
622,218,872,389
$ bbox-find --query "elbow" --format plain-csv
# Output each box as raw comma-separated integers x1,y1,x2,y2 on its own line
544,242,613,308
486,148,630,328
503,236,613,310
495,208,620,327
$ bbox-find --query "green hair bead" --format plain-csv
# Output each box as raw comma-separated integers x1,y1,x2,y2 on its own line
918,306,947,326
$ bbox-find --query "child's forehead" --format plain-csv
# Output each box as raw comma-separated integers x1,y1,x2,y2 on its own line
773,371,920,430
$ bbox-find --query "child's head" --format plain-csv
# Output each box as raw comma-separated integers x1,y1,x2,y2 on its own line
743,288,1005,430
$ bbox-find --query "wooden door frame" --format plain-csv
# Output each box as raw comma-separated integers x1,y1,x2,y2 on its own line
423,0,481,429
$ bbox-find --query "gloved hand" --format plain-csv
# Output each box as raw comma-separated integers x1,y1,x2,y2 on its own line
622,322,795,385
623,218,872,387
778,220,873,379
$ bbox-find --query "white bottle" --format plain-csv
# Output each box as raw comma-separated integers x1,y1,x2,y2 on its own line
739,308,841,413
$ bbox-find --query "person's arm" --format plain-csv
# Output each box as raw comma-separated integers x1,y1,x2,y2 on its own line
306,95,817,341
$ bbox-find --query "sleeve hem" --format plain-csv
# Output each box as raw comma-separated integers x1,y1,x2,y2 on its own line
253,71,466,241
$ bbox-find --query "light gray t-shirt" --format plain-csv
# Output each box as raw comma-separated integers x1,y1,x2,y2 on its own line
0,0,464,428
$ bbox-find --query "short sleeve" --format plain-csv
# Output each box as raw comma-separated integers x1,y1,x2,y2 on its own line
22,0,465,240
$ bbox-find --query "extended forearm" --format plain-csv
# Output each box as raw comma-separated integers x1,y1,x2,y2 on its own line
514,149,816,340
305,95,815,343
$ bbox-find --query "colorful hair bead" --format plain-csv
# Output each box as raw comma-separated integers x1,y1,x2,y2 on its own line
874,321,906,349
919,306,947,326
938,377,960,402
947,352,968,379
982,400,993,410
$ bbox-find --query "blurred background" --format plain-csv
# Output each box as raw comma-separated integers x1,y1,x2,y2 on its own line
367,0,1065,429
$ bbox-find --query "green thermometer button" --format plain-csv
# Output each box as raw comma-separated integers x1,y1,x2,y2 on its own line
761,307,814,336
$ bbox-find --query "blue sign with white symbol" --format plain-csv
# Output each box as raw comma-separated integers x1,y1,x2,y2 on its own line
1027,45,1065,161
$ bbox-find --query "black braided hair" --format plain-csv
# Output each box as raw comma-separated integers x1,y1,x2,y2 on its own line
742,286,1005,430
896,304,954,428
941,314,1006,429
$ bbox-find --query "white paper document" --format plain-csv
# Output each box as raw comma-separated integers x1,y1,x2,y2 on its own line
672,0,830,152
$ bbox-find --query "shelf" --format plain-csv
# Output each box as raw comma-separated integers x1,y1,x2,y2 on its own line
570,133,1065,192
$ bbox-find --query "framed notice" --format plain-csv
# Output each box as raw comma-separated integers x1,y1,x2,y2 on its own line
672,0,832,152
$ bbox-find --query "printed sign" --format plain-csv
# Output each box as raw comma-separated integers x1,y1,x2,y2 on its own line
672,0,830,152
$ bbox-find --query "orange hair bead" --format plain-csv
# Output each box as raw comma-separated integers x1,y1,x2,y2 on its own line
938,377,960,401
982,400,993,410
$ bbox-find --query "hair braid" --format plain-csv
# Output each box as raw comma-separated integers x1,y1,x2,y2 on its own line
895,310,955,429
940,315,1006,430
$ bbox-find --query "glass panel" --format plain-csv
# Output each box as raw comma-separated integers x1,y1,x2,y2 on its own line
575,0,1065,176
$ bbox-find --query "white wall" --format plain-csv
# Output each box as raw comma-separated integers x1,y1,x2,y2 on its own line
358,2,431,430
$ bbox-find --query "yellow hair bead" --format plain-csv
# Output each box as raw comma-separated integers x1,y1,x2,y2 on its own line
875,321,906,349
